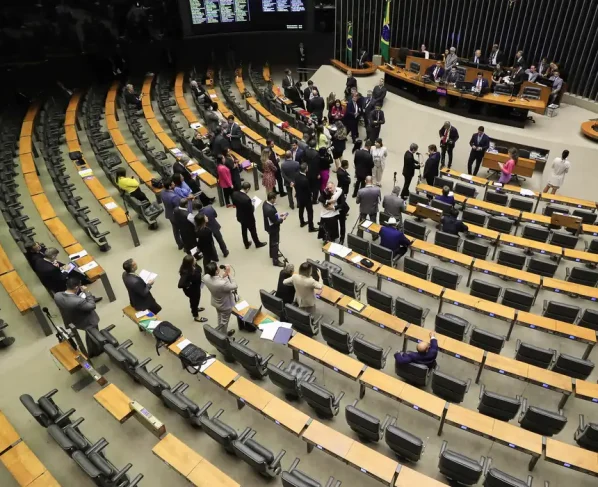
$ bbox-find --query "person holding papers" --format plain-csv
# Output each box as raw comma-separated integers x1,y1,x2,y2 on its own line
178,255,208,323
283,261,323,316
122,259,162,314
231,182,267,250
467,126,490,176
263,192,288,268
379,217,412,258
203,262,237,335
34,247,95,297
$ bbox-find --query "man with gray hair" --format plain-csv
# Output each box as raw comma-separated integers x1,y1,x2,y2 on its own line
445,47,459,71
34,247,96,297
382,186,407,226
401,143,420,199
281,150,300,209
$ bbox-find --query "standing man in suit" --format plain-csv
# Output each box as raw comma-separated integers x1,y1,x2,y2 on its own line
281,150,300,209
211,127,231,158
263,192,288,267
514,50,526,69
438,121,459,169
198,202,229,258
231,182,267,249
401,143,420,199
298,42,307,81
303,80,317,103
281,68,295,97
344,93,362,142
161,177,184,250
308,89,325,123
525,65,539,82
205,102,221,133
372,78,387,106
368,104,385,143
34,247,95,297
444,47,459,71
267,139,286,197
471,49,485,66
225,115,243,151
467,126,490,176
295,162,317,232
303,139,321,203
488,44,504,66
122,258,162,314
344,70,357,99
425,61,445,82
337,159,351,196
54,275,103,357
356,176,381,222
173,200,198,254
473,72,489,94
549,71,563,105
288,81,305,109
508,64,526,94
203,263,237,336
538,58,550,76
361,90,375,132
290,140,304,162
352,140,374,197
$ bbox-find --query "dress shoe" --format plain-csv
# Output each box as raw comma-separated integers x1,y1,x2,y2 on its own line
280,192,288,197
227,329,236,337
94,297,103,303
209,198,216,204
198,307,205,312
244,242,252,249
255,242,267,248
194,317,208,323
290,206,295,210
273,260,285,267
223,250,230,257
308,227,318,233
300,222,307,228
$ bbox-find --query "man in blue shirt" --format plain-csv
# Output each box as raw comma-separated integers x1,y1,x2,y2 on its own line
161,177,184,250
379,217,412,258
395,332,438,369
435,186,455,206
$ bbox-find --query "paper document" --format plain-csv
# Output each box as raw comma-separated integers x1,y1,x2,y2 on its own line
78,261,99,273
348,300,366,312
520,189,535,197
200,358,216,373
139,269,158,284
69,249,87,260
146,320,162,331
186,159,196,167
190,246,199,255
78,169,93,177
274,327,293,344
258,321,292,341
328,243,351,257
493,182,503,187
351,255,363,264
260,327,278,341
135,310,150,319
251,196,262,209
460,174,473,180
190,122,203,130
177,338,191,350
192,168,206,176
235,301,249,311
170,148,183,157
210,93,217,98
104,202,118,210
361,220,373,229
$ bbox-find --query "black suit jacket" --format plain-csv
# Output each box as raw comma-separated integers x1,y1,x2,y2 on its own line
369,109,385,128
303,86,317,101
227,122,243,150
35,259,67,293
438,126,460,145
345,76,357,93
469,133,490,152
372,85,387,105
488,50,505,66
471,54,486,65
308,96,325,116
232,191,255,224
211,134,230,157
291,147,304,162
353,149,374,180
337,167,351,190
122,272,160,312
294,173,312,204
173,208,197,251
304,147,320,182
263,201,281,234
403,151,419,178
511,68,526,90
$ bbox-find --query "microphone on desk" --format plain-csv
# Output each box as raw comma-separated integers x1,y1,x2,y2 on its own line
43,307,78,350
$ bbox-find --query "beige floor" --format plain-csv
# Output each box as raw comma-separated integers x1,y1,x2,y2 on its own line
1,65,598,487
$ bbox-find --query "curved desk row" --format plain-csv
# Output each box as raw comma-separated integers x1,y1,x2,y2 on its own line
581,120,598,141
331,59,378,76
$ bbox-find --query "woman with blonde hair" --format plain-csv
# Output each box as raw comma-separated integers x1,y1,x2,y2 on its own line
261,148,278,196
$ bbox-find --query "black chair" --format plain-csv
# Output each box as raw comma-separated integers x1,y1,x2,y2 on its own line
20,389,73,428
103,340,139,379
370,242,401,267
469,327,505,354
431,369,470,404
542,300,580,323
431,266,461,289
230,340,273,380
543,204,568,218
483,467,536,487
518,399,567,437
549,231,578,249
353,335,391,370
587,239,598,256
485,190,508,206
394,297,429,326
267,360,314,399
199,409,241,454
497,250,526,270
462,208,487,227
307,258,343,287
432,198,454,215
347,234,369,256
438,440,487,486
203,324,235,362
509,197,534,212
501,288,534,312
573,208,597,225
526,258,558,278
232,428,285,478
384,419,424,463
160,382,211,428
282,458,342,487
477,384,521,422
577,308,598,331
284,304,321,336
330,273,364,300
470,279,502,302
462,239,489,259
434,177,453,190
299,380,345,418
409,192,429,207
133,359,171,397
260,289,285,320
550,353,594,380
521,224,550,243
434,231,460,251
403,255,429,280
566,266,598,287
454,183,477,198
515,340,556,369
320,322,356,354
574,415,598,452
395,361,433,387
435,313,470,341
366,286,393,314
345,399,391,442
403,218,429,240
487,216,513,234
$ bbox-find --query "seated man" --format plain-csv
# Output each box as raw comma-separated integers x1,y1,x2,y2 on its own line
379,217,412,258
425,61,445,82
441,207,468,235
124,84,142,109
435,186,455,206
394,331,438,369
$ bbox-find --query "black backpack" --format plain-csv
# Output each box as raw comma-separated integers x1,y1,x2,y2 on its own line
179,344,210,374
152,321,181,355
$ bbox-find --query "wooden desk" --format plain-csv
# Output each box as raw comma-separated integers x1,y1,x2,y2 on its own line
93,384,134,423
227,377,273,411
490,421,542,456
24,173,44,196
147,118,164,134
516,311,557,333
395,466,446,487
28,471,60,487
321,347,364,379
365,307,407,335
64,112,76,127
84,177,110,201
0,412,20,455
563,248,598,266
20,121,33,137
441,289,484,314
202,360,238,389
49,341,83,374
483,152,535,178
499,233,562,257
545,438,598,476
19,136,33,154
581,120,598,141
337,295,373,319
416,183,467,203
440,167,489,188
526,364,572,394
288,333,329,361
377,265,444,298
540,192,596,211
443,404,495,438
44,218,77,248
359,367,406,400
152,433,202,477
9,285,37,313
302,420,354,459
186,459,240,487
117,144,137,163
473,259,541,287
129,161,154,183
315,283,342,306
399,383,446,419
484,352,528,380
0,442,46,486
344,441,399,484
31,194,57,222
575,380,598,403
441,336,485,364
0,246,14,275
20,153,36,174
261,397,310,436
157,132,176,150
466,198,521,219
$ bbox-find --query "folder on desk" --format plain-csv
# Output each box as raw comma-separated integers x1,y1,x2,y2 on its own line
347,300,366,312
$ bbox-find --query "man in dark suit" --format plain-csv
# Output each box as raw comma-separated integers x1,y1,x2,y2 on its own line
281,69,295,97
263,192,288,267
514,50,526,69
372,78,387,106
471,49,485,66
488,44,505,66
297,42,307,81
367,105,385,143
401,143,420,199
288,81,305,109
267,139,286,197
303,80,317,103
295,162,317,232
173,200,198,254
122,258,162,314
281,150,300,209
290,140,304,162
225,115,243,151
438,121,459,169
445,66,460,85
344,71,357,99
425,61,445,82
161,177,184,249
33,247,94,296
467,126,490,176
344,93,362,142
508,64,527,93
472,72,489,94
307,90,325,123
352,140,374,197
198,203,229,257
303,139,321,203
54,275,103,357
361,90,375,130
211,127,230,158
232,182,267,249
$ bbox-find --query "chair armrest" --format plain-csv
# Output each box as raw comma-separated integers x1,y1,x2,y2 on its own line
352,331,360,340
424,229,431,241
515,338,521,353
542,299,548,312
482,456,491,476
44,388,59,399
422,308,430,321
111,463,132,483
150,364,163,374
383,346,392,359
238,338,250,346
261,353,274,366
197,400,212,418
53,408,76,426
213,408,224,419
381,414,392,431
118,339,133,350
324,477,336,487
172,381,185,393
136,357,151,369
456,275,462,285
464,323,471,336
308,376,317,383
271,449,286,468
333,391,345,407
86,438,108,455
178,383,190,393
103,324,116,333
313,315,323,326
238,427,252,441
440,440,448,456
520,397,528,418
465,378,472,393
565,267,571,280
127,474,144,487
71,417,85,428
289,457,301,472
479,383,485,400
356,282,365,293
276,360,284,368
351,399,359,407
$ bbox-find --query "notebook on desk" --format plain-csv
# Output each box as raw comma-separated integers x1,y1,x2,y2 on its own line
347,300,366,312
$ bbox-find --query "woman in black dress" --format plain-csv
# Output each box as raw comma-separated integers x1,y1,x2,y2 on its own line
194,213,218,269
178,255,208,323
331,121,348,170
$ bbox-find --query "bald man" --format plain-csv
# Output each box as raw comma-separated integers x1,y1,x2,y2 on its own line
394,332,438,369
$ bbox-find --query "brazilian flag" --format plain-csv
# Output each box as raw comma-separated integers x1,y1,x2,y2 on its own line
380,0,391,61
346,22,353,66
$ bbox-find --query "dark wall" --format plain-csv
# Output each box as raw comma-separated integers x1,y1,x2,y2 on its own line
334,0,598,100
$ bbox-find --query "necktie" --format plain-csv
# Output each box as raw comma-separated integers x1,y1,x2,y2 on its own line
477,135,481,145
478,80,482,89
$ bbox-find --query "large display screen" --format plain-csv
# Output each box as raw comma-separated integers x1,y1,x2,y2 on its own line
185,0,305,34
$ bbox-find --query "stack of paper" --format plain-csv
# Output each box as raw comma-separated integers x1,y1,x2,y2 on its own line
251,196,262,209
78,261,98,273
139,269,158,284
192,168,206,176
235,301,249,311
258,321,292,341
146,320,162,331
460,174,473,180
199,358,216,373
190,122,203,130
135,310,150,319
171,148,183,157
78,169,93,177
104,201,118,210
362,220,373,229
520,189,535,197
351,255,363,264
329,243,351,257
177,339,191,350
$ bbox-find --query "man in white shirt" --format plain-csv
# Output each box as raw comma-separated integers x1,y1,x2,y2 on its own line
525,65,539,82
420,44,430,59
